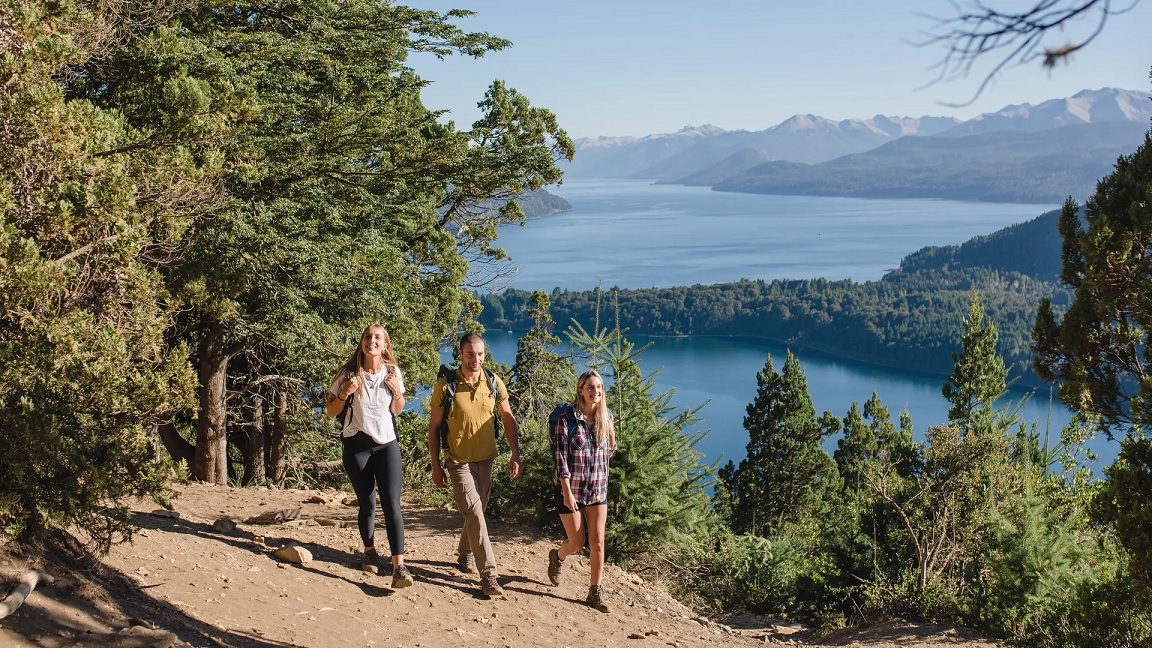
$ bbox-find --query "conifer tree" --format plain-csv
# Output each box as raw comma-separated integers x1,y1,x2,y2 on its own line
722,351,840,537
0,0,209,544
832,393,919,593
509,291,574,422
70,0,573,482
494,291,576,526
835,402,877,491
1032,126,1152,587
943,292,1008,432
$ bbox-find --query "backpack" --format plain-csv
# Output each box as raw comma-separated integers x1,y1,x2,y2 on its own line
547,403,578,454
436,364,502,451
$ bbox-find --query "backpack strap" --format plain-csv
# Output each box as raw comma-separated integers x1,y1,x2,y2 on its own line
437,365,458,451
339,394,354,429
337,367,401,440
483,367,503,439
335,368,355,432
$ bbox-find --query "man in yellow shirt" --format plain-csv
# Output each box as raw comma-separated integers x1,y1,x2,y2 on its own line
428,332,521,597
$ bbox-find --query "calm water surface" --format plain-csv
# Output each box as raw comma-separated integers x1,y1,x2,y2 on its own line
493,179,1055,291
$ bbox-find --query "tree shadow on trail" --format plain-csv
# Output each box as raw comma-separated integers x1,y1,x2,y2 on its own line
0,529,295,648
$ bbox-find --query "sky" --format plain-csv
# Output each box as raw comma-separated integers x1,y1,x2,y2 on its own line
406,0,1152,139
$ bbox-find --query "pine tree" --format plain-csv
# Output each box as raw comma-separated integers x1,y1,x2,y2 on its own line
508,291,574,422
835,401,877,491
493,291,576,526
942,292,1008,432
831,393,920,593
722,351,840,537
1031,126,1152,589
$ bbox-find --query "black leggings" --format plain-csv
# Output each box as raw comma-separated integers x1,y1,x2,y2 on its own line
341,434,404,556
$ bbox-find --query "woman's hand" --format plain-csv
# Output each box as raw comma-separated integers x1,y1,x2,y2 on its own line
384,372,400,395
342,374,359,400
385,371,405,415
562,484,579,514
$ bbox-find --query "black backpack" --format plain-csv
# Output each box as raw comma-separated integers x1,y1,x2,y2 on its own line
436,364,502,451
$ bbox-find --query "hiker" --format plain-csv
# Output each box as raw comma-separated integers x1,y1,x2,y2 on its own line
427,332,521,597
325,323,414,589
546,369,617,613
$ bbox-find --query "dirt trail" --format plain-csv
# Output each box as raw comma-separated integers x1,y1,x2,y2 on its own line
0,483,997,647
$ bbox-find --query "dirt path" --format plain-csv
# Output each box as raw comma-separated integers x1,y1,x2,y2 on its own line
0,483,997,647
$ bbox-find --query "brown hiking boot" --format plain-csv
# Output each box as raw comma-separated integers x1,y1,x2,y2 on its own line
457,553,477,574
586,584,609,613
481,575,504,598
547,548,563,586
360,548,380,574
391,564,414,589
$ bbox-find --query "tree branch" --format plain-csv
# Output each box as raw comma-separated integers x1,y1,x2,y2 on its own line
920,0,1139,106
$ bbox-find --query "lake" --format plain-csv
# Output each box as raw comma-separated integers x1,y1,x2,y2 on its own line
460,180,1115,468
478,332,1103,470
492,179,1056,291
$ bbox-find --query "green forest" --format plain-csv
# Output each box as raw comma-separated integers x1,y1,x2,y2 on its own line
3,0,1152,644
479,209,1070,388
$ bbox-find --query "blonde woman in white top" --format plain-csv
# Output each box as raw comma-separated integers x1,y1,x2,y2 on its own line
325,323,412,588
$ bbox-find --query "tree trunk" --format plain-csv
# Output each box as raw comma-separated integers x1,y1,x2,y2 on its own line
157,421,195,468
242,392,266,486
193,322,229,484
268,388,290,486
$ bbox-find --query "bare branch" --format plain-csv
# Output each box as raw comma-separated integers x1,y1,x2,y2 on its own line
919,0,1141,106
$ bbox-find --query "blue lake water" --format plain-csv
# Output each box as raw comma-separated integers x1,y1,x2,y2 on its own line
478,332,1101,471
452,180,1116,469
492,179,1057,291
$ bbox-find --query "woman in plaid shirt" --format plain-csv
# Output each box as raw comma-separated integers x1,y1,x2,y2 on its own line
546,369,617,612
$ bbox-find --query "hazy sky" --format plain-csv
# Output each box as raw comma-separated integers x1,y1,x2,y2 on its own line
407,0,1152,139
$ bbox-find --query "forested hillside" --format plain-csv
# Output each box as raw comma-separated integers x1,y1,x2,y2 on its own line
897,209,1064,280
518,188,573,217
478,210,1069,387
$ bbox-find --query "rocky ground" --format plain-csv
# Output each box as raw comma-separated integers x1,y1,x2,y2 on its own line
0,482,998,647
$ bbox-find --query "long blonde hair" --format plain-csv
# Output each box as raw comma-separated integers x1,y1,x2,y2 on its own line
340,323,398,397
572,370,612,444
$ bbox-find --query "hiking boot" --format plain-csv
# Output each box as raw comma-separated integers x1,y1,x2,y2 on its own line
456,553,477,574
391,564,414,589
481,575,504,598
360,548,380,574
547,548,563,586
586,585,609,613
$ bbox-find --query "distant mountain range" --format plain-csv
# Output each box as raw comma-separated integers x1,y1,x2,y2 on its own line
566,88,1152,203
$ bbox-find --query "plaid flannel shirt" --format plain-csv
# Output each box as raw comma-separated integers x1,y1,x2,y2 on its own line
552,407,614,505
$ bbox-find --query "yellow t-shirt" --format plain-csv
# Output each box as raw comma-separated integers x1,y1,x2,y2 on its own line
432,369,508,464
